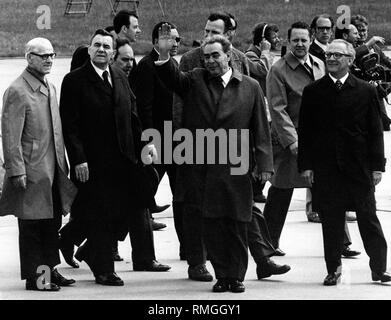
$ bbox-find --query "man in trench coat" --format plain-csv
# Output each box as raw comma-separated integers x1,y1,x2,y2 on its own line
0,38,77,291
265,21,336,253
155,31,274,292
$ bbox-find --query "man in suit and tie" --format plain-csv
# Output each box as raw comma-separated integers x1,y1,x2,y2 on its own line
134,21,186,260
155,30,274,292
59,29,169,286
298,39,390,285
176,13,291,282
309,14,334,64
307,15,360,256
0,38,77,291
264,21,325,254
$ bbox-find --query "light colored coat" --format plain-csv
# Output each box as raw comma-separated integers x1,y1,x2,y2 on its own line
266,52,325,188
0,69,77,220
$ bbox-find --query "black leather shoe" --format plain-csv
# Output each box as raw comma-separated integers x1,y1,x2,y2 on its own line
112,252,124,262
212,279,229,292
188,264,213,282
59,236,79,268
95,272,124,286
26,279,61,291
274,248,286,256
342,247,361,258
257,258,291,279
323,272,341,286
372,271,391,283
51,269,75,286
150,204,170,214
229,279,245,293
133,260,171,272
151,219,167,231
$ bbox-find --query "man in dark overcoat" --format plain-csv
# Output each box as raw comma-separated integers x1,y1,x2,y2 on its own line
155,30,274,292
176,12,290,283
59,29,167,286
298,39,390,285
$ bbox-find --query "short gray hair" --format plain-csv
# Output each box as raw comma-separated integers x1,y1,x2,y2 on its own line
25,37,53,58
330,39,356,60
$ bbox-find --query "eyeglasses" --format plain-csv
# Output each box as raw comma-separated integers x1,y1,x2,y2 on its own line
316,26,332,32
325,52,352,59
29,52,56,61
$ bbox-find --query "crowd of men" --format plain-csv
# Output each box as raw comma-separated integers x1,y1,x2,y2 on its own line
1,9,391,293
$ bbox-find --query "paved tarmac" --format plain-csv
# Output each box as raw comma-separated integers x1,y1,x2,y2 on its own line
0,58,391,300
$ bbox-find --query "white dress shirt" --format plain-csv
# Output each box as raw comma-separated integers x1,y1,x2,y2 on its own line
91,61,112,86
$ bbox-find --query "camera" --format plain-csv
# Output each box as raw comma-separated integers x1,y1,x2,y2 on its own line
353,52,391,99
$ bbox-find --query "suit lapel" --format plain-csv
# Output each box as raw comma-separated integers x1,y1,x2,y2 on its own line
214,70,243,125
85,61,112,96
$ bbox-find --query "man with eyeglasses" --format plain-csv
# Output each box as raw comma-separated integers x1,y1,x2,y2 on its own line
307,14,360,257
134,21,186,261
298,39,390,286
0,37,77,291
309,14,334,64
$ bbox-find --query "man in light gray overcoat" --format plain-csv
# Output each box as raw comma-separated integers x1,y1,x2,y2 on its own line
0,38,77,291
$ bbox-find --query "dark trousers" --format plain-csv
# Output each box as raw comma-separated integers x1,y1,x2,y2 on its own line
60,207,156,267
263,186,352,249
127,207,156,265
319,187,387,274
252,177,266,197
248,206,276,262
183,204,206,266
81,218,114,275
155,163,185,257
183,203,274,267
203,217,248,281
263,186,294,249
18,186,61,280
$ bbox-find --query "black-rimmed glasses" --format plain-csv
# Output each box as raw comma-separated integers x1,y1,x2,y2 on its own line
29,52,56,61
325,52,351,59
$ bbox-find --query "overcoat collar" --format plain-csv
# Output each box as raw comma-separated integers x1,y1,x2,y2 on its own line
22,68,49,97
206,67,243,83
285,51,321,70
246,44,262,57
320,72,357,91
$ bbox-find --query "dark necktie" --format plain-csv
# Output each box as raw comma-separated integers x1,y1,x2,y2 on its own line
335,79,343,91
209,76,225,105
303,62,313,79
102,70,112,90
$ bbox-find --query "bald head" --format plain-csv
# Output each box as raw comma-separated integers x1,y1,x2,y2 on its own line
25,37,55,76
25,37,53,56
